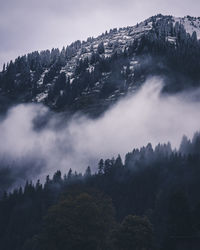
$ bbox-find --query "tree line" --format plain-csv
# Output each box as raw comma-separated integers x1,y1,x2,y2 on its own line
1,16,200,112
1,132,200,249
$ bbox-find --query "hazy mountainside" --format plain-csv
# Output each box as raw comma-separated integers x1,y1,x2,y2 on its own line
1,14,200,115
2,13,200,250
1,132,200,250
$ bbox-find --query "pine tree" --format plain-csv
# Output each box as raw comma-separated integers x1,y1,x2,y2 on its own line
98,159,104,175
84,166,91,177
114,155,123,169
67,168,73,179
97,42,105,54
53,170,62,183
2,63,6,72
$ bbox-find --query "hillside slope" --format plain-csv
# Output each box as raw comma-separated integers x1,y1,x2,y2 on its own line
1,14,200,115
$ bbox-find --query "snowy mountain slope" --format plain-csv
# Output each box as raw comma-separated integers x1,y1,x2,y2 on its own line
1,14,200,115
174,16,200,39
32,19,153,107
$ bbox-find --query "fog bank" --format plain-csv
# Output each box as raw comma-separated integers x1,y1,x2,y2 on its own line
1,77,200,188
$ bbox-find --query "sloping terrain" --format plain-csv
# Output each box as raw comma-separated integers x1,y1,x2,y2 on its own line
1,14,200,115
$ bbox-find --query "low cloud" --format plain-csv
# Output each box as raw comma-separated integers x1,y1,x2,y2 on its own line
1,77,200,190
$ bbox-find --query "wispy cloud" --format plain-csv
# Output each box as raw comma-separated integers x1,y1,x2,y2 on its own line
1,77,200,190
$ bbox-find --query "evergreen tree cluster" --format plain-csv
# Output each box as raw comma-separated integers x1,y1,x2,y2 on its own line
137,17,200,90
1,132,200,249
0,42,82,101
1,16,200,113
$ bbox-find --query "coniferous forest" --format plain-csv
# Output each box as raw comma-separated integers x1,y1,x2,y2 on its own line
1,15,200,115
1,132,200,250
1,13,200,250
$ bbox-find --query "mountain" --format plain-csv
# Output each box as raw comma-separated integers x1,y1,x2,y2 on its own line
1,14,200,115
2,14,200,250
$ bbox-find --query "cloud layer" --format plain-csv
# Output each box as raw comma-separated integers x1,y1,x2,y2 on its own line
1,77,200,190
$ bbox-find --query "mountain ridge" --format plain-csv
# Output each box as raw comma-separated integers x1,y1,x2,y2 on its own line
1,14,200,115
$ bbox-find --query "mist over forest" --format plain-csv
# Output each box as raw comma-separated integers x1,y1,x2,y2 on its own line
2,12,200,250
1,77,200,192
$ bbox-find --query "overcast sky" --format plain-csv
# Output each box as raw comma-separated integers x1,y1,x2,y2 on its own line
0,0,200,69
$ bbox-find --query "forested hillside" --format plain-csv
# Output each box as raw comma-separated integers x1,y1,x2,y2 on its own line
1,14,200,115
1,132,200,250
1,14,200,250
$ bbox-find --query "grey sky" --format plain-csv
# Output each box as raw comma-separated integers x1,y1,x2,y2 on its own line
0,0,200,69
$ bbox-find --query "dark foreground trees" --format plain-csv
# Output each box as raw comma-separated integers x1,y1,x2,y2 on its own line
38,191,115,250
22,190,154,250
2,132,200,249
22,190,115,250
113,215,153,250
